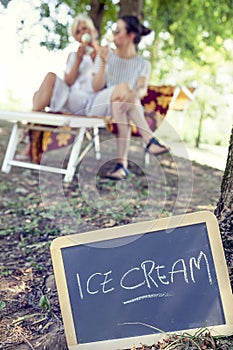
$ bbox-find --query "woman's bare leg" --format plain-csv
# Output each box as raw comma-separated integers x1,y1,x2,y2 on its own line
33,72,56,111
16,72,56,159
31,72,56,161
112,83,169,155
111,82,152,142
127,105,169,155
105,101,131,179
105,83,169,179
104,84,132,179
112,102,131,168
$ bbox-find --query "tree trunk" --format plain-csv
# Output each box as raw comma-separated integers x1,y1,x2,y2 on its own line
119,0,143,18
89,0,105,35
89,0,144,33
195,110,204,148
214,125,233,290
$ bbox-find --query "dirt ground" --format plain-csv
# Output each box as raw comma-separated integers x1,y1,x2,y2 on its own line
0,120,232,349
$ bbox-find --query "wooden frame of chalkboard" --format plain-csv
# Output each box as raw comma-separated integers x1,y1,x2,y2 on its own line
51,211,233,350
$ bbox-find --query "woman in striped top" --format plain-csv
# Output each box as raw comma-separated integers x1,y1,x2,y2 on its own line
87,15,169,180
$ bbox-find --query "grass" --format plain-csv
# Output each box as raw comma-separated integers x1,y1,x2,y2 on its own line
156,110,231,147
0,119,231,349
129,327,233,349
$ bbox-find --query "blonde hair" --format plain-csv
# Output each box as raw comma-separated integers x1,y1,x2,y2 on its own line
71,14,97,39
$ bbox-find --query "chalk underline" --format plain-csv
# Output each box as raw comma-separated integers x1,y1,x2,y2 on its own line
123,292,172,305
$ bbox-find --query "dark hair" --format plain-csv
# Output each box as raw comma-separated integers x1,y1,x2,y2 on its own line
119,15,152,44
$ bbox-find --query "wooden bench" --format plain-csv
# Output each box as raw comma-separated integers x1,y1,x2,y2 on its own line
0,85,195,182
0,110,105,182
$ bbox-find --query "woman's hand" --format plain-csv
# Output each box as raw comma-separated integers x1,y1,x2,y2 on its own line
117,90,139,113
89,39,99,60
112,83,140,113
76,43,88,61
98,46,109,64
112,79,147,114
92,46,108,91
64,44,88,86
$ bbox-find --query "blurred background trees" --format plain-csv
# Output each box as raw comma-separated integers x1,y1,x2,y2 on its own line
1,0,232,61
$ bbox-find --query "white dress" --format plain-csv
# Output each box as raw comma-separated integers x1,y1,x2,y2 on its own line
49,51,95,115
86,49,151,116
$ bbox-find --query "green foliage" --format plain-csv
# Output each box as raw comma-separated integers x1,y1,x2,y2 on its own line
0,0,11,7
1,0,232,118
186,84,230,147
3,0,231,64
145,0,233,62
35,0,119,49
39,295,51,312
0,300,6,311
165,86,231,148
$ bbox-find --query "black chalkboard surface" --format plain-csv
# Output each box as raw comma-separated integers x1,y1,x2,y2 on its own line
51,211,233,350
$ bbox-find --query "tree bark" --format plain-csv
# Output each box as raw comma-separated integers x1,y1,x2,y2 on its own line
214,125,233,289
89,0,105,35
195,110,204,148
119,0,143,18
89,0,144,36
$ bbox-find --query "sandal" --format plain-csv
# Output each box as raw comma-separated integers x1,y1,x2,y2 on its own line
146,137,170,156
105,163,130,181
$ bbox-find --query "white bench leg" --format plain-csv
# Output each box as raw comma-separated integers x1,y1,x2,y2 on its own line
144,152,150,166
1,123,19,173
142,140,150,166
63,127,86,182
93,126,101,160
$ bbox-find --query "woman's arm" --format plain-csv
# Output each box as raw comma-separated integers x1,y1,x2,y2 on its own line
113,76,148,114
64,44,87,87
92,46,108,92
134,59,151,98
120,77,148,103
134,76,148,99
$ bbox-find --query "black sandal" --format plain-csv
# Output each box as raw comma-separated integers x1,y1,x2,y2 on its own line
105,163,130,180
146,137,170,156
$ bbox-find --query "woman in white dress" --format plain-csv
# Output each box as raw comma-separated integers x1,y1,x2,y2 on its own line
87,15,169,180
33,14,98,115
17,14,98,162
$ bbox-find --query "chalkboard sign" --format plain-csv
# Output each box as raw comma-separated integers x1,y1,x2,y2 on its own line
51,211,233,350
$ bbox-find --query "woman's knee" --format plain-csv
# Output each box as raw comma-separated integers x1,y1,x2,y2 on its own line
44,72,56,86
117,82,130,90
112,83,131,101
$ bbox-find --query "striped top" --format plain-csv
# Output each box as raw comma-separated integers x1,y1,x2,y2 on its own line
94,48,151,90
